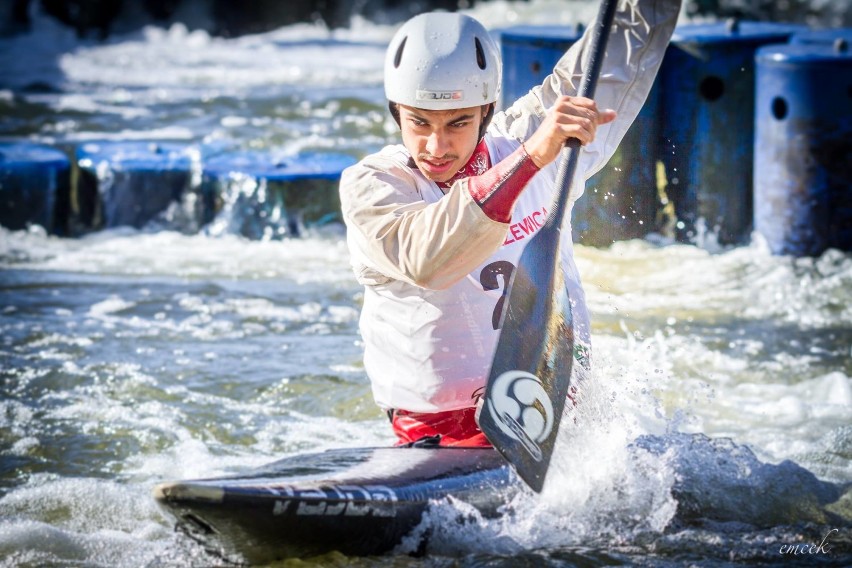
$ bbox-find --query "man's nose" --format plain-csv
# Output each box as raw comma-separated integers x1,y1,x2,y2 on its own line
425,131,448,157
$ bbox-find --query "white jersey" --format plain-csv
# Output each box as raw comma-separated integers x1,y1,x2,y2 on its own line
340,0,681,413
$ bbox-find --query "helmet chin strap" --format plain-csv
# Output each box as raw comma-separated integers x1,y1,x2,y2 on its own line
388,101,401,126
479,103,495,141
387,102,495,142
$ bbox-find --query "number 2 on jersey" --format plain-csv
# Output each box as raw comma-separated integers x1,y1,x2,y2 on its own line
479,260,515,330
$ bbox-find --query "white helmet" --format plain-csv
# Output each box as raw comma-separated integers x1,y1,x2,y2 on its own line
384,12,501,110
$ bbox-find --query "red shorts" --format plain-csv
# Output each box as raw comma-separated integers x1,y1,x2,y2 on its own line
390,407,492,448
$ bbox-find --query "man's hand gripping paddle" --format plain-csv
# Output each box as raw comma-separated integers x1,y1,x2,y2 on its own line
478,0,619,492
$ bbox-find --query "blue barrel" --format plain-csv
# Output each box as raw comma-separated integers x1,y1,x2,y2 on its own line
75,141,196,230
575,83,662,246
790,28,852,47
754,41,852,256
500,25,661,246
0,142,70,235
659,21,806,245
499,25,584,105
202,151,356,239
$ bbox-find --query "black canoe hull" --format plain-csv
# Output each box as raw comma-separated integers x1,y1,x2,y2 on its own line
154,446,515,563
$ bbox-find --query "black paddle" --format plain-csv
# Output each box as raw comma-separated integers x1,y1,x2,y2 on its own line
478,0,619,492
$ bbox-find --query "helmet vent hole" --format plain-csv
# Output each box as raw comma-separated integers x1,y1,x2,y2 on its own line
475,37,487,70
394,37,407,68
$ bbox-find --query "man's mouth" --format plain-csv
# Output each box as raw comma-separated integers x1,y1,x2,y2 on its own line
419,156,457,176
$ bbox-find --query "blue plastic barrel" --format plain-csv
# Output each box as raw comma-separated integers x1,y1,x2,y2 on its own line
659,21,806,245
790,28,852,47
754,41,852,256
202,151,356,239
75,141,196,230
0,142,70,234
500,25,661,246
575,83,662,246
499,25,583,105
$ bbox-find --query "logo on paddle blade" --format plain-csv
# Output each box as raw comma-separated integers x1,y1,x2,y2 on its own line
486,370,554,461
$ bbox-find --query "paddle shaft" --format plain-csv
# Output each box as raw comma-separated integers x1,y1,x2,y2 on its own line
547,0,618,229
479,0,619,492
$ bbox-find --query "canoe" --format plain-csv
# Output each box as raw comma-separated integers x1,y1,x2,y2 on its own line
153,445,517,563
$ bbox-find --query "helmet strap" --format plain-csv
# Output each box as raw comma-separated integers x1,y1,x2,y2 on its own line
479,103,495,141
388,101,401,127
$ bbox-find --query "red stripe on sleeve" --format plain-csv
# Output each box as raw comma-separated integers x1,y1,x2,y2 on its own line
467,145,540,223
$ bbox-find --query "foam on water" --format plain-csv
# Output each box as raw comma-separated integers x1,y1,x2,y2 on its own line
3,231,851,564
58,24,388,92
0,477,209,568
404,346,849,562
580,236,852,329
3,291,849,558
391,237,851,560
597,240,850,482
393,332,673,556
0,225,354,283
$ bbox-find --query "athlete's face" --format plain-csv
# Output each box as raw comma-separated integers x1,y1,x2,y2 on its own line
398,104,487,183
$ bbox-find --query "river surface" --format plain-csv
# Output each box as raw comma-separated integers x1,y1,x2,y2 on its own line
1,1,851,566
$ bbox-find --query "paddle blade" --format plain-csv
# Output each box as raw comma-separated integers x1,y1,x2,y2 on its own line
478,0,619,494
478,224,574,492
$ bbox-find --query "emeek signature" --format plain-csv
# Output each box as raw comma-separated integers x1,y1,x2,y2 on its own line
779,528,840,556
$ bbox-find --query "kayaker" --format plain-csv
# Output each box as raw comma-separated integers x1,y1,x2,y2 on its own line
340,0,681,446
